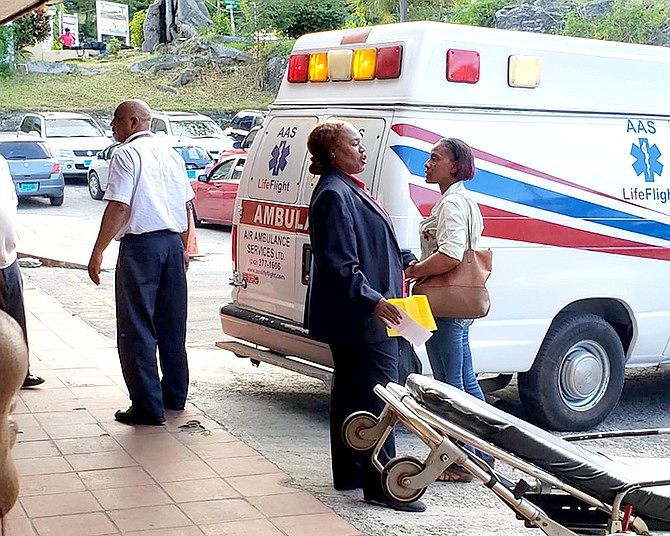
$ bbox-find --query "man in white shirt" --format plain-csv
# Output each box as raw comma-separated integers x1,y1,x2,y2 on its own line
0,154,45,388
88,99,195,426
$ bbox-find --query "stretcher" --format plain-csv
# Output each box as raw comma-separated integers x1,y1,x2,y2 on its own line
342,374,670,535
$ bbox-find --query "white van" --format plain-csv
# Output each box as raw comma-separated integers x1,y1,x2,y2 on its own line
219,21,670,431
150,111,234,157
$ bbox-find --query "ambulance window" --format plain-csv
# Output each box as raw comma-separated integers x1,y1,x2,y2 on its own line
247,116,318,204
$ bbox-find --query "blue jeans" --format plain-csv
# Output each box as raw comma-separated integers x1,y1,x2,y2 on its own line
425,317,492,463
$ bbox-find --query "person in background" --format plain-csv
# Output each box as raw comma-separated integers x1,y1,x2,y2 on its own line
0,153,45,389
58,28,76,49
405,137,493,482
87,99,194,426
306,119,424,512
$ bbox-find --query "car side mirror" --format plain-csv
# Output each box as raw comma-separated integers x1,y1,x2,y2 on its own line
96,151,104,159
233,140,241,149
198,174,207,182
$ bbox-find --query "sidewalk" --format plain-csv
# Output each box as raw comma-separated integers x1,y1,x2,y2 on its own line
6,282,362,536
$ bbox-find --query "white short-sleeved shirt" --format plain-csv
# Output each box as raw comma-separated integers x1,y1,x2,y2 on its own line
103,131,195,240
418,181,483,262
0,154,19,269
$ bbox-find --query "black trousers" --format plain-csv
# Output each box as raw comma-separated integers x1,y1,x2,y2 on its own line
115,231,189,419
329,338,399,497
0,260,30,377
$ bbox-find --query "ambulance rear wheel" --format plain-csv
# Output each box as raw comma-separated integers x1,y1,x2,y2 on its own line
518,312,625,431
342,411,379,452
381,457,427,503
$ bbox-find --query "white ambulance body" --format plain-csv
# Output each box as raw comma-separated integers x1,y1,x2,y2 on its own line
219,21,670,431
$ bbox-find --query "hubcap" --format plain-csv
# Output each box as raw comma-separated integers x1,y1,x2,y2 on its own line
559,340,610,412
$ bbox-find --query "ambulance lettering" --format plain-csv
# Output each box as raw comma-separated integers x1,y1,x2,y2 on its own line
243,200,310,233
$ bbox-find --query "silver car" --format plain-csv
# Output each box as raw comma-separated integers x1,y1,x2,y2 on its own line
88,139,213,200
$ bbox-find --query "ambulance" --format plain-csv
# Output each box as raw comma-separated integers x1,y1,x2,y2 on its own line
218,21,670,431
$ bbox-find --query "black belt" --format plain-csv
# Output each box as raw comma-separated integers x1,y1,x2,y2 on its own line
121,229,178,240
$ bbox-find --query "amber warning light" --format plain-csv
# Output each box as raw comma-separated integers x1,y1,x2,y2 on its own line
287,46,402,83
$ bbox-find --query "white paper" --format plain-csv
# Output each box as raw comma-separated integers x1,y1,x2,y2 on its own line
388,308,433,346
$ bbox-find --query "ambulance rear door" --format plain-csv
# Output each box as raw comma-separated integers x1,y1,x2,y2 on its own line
235,115,318,322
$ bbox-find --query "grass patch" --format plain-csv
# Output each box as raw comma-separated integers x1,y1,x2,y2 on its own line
0,50,275,115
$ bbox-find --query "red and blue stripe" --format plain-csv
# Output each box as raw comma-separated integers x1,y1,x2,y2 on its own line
391,123,670,261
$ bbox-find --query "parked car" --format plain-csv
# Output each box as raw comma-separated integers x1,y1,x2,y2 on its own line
0,137,65,206
88,138,214,200
150,111,234,158
223,110,265,144
204,126,261,175
18,112,111,180
190,151,247,226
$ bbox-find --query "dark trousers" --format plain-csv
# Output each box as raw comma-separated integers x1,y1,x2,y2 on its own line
115,231,189,419
329,338,399,497
0,260,30,375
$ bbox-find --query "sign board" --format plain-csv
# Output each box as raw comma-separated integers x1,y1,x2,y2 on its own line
95,1,129,45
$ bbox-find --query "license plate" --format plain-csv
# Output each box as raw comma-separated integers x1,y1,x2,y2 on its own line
18,182,38,193
84,159,92,166
187,170,196,179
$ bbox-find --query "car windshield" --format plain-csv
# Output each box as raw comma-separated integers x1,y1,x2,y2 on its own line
173,145,211,166
45,118,105,138
0,141,51,160
171,120,222,138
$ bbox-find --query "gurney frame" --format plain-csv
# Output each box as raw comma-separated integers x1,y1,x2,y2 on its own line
343,381,670,535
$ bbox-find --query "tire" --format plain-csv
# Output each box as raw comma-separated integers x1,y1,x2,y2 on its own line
49,194,64,206
518,312,625,431
342,411,379,452
88,171,104,200
381,457,427,503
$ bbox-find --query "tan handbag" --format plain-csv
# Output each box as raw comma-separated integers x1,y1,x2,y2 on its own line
412,197,492,319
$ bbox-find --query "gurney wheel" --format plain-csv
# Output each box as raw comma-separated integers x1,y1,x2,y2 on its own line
381,457,427,503
343,411,379,452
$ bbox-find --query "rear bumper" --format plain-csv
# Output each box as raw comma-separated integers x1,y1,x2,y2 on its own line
220,303,333,370
15,177,65,198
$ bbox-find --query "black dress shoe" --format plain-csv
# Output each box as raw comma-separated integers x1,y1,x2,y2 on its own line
114,407,165,426
21,375,45,388
364,495,427,512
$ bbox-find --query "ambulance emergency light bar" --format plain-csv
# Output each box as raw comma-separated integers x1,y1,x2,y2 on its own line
287,44,542,88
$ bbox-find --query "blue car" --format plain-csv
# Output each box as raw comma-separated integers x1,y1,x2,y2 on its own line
0,138,65,206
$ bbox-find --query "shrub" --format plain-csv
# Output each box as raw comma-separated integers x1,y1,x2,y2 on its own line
130,9,147,48
449,0,511,27
107,37,122,55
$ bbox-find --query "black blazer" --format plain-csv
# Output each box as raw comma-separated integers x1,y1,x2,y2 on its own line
307,169,415,344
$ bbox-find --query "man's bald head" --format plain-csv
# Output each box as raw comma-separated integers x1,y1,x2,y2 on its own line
112,99,152,143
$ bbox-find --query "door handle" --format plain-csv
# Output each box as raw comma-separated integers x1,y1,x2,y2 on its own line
301,244,312,286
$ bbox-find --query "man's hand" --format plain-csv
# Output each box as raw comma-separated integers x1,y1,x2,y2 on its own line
88,250,103,285
373,298,403,326
183,251,190,272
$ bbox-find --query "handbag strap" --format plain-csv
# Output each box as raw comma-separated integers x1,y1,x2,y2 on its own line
455,192,476,251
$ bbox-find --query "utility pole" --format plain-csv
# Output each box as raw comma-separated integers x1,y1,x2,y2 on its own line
399,0,407,22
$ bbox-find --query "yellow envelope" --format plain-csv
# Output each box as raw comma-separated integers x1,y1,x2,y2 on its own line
386,295,437,337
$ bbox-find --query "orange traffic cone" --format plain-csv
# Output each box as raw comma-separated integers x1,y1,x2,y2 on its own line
187,227,200,257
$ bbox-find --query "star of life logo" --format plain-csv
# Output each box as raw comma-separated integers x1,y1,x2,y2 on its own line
631,138,663,182
269,141,290,176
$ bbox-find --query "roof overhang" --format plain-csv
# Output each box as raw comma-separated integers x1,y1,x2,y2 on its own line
1,0,57,26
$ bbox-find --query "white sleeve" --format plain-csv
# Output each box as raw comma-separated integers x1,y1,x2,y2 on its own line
103,147,136,205
435,195,468,262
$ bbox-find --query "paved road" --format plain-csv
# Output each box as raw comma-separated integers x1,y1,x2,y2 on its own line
17,183,670,536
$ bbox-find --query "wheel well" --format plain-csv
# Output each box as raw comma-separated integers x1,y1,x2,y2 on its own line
557,299,633,356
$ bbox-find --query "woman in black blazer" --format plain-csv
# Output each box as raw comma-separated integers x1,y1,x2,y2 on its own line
306,120,424,512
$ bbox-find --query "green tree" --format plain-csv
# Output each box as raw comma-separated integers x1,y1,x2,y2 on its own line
13,8,52,51
281,0,350,37
449,0,510,27
129,9,146,47
562,0,669,44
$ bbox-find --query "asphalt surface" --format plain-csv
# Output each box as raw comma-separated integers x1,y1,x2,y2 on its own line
17,183,670,536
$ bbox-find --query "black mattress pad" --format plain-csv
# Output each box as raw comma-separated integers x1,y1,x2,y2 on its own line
404,374,670,523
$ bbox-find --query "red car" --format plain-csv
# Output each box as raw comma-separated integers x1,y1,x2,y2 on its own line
190,151,247,226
